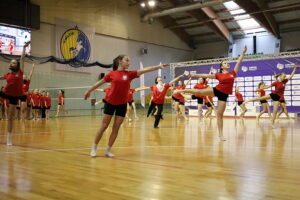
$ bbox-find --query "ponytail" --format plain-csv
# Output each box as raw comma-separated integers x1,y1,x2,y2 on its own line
112,55,126,71
219,61,223,73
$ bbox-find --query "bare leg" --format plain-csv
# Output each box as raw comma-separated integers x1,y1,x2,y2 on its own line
217,101,227,141
21,102,27,120
7,104,16,145
239,104,248,118
281,103,290,119
106,116,125,157
244,95,271,104
174,102,180,120
127,104,132,121
90,114,113,157
257,103,267,119
271,101,280,126
179,104,188,120
175,87,215,96
55,105,61,117
132,102,138,120
198,104,203,117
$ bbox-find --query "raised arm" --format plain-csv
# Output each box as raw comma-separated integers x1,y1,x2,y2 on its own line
286,64,298,81
137,64,169,76
169,74,184,85
95,89,104,92
84,79,107,99
20,41,31,72
28,63,36,80
184,77,192,86
234,45,247,74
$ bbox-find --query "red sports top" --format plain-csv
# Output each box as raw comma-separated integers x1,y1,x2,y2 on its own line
215,71,236,94
31,94,40,106
256,89,266,97
27,93,32,104
58,94,64,104
22,80,30,93
279,96,285,101
40,96,46,107
127,89,136,102
235,92,243,102
45,96,51,107
193,81,208,98
3,69,24,96
103,88,111,99
271,79,288,97
103,70,138,105
205,96,213,103
150,83,170,104
172,85,186,100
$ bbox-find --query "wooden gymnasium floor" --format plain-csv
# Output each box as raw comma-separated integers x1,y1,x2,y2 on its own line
0,112,300,200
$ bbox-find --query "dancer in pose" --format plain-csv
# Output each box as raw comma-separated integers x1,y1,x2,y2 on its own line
84,54,169,157
173,46,247,141
235,86,247,118
255,82,272,119
172,77,191,120
243,64,298,126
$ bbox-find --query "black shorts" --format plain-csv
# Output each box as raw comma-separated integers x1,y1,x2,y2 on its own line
128,100,134,106
279,100,286,103
20,95,27,102
270,93,280,101
0,92,26,105
102,99,107,104
205,102,212,107
32,106,40,109
58,103,63,106
104,102,127,117
238,101,244,106
172,96,180,102
213,87,229,102
260,100,267,104
45,106,51,110
191,95,203,104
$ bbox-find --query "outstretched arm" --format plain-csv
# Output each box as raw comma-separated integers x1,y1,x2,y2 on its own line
190,73,216,79
137,64,169,76
169,74,184,85
184,77,192,86
135,86,150,92
95,89,104,92
20,41,31,72
28,63,36,80
234,45,247,74
286,64,298,81
262,85,272,90
84,79,106,99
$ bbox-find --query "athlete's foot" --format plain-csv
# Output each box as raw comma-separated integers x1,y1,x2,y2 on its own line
271,124,276,129
154,125,159,128
90,149,97,157
128,118,132,122
219,136,226,141
105,151,115,158
6,136,12,146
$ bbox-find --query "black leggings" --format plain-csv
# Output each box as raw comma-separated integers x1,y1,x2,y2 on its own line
147,102,164,127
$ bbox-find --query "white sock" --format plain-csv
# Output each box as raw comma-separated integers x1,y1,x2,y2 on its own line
90,143,97,157
6,133,12,146
105,146,115,158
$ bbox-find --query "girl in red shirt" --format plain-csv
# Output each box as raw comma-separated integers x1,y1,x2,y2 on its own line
84,54,169,157
191,78,208,117
0,41,30,145
31,89,40,120
235,87,247,118
55,90,68,117
244,64,298,126
95,83,111,105
174,46,247,141
255,82,272,119
172,77,191,121
45,92,52,120
147,74,185,128
126,87,148,122
21,63,35,120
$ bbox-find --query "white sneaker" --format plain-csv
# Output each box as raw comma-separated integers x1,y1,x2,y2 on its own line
90,148,97,157
6,136,12,146
105,151,115,158
219,136,226,141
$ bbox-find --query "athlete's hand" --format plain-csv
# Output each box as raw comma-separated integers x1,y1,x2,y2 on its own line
160,64,169,69
84,91,91,100
242,45,247,54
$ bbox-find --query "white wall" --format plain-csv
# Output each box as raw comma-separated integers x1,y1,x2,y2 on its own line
193,41,229,59
280,31,300,52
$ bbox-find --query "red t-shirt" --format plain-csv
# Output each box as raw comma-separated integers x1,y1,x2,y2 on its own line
205,96,213,103
27,94,32,104
103,88,110,99
3,69,24,96
58,94,64,104
172,85,186,100
279,96,285,101
22,80,30,93
150,83,170,104
215,71,236,94
235,92,243,102
271,79,288,97
127,89,136,102
103,70,138,105
193,81,208,98
257,89,266,97
40,96,46,107
31,94,40,106
45,96,51,107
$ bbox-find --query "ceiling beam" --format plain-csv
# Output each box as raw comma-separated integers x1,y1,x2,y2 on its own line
254,0,280,38
235,0,276,37
159,16,196,49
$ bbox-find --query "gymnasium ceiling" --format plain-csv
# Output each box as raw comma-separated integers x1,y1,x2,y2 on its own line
129,0,300,49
